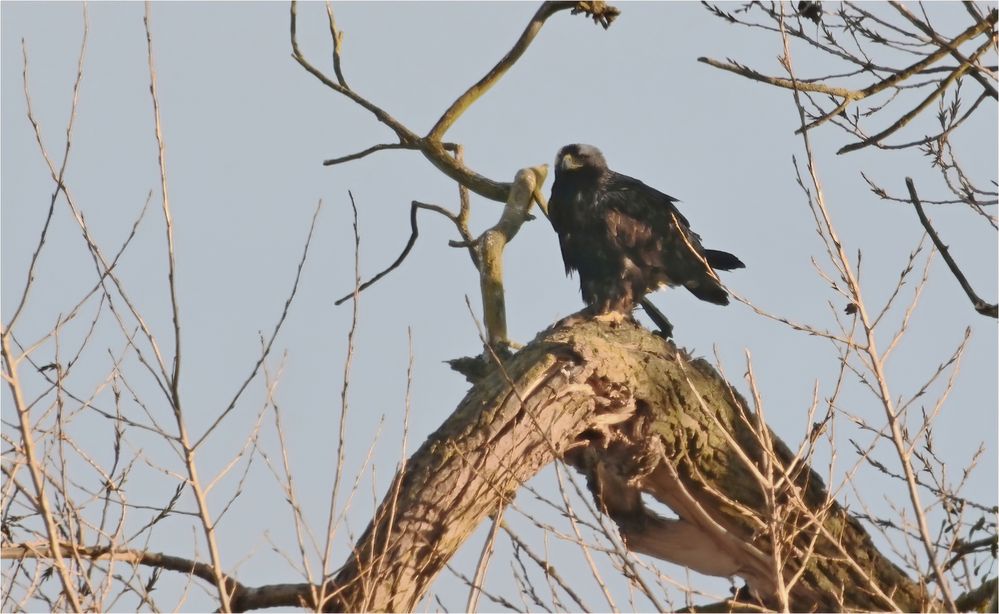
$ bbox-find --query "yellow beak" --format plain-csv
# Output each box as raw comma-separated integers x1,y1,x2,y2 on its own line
559,153,582,171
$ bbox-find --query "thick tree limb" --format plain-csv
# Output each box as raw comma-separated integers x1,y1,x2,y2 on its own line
476,165,548,348
321,319,929,612
6,320,935,612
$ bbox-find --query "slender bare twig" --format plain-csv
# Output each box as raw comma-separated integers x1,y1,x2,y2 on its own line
889,1,998,99
778,11,959,608
1,335,84,612
323,142,417,166
8,17,88,333
320,191,362,591
466,504,505,613
696,56,860,97
144,5,231,609
499,523,592,612
905,178,998,318
194,199,324,448
839,36,996,154
333,201,460,305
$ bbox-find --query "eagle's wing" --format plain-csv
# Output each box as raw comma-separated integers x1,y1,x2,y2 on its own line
547,177,581,276
599,172,734,305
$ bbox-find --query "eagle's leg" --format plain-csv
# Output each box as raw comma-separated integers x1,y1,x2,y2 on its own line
595,295,633,325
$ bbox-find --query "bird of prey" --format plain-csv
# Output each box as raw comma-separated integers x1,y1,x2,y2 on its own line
547,143,744,334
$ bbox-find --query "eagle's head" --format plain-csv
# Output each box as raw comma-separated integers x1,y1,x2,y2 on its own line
555,144,608,176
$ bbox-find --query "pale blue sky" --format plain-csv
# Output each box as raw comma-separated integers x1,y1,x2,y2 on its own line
3,2,996,611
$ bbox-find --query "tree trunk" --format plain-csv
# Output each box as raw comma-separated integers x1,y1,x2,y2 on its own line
321,318,929,612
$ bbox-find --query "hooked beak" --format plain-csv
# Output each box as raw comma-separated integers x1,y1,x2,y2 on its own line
558,153,583,171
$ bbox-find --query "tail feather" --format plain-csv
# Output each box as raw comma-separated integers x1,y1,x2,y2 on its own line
705,249,745,271
685,278,730,305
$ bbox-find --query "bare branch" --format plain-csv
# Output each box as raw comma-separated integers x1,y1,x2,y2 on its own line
195,199,324,448
696,56,861,97
905,177,998,318
428,1,605,141
289,1,512,202
701,8,998,140
2,542,318,613
145,5,229,609
890,1,998,99
838,35,996,153
324,0,348,88
333,201,460,306
322,142,417,166
1,334,84,612
8,21,88,333
475,165,548,348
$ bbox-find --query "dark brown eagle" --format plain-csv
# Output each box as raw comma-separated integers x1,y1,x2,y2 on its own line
547,143,744,334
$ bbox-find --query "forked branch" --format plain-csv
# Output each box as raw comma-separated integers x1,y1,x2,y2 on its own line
699,7,998,145
427,1,618,141
292,0,617,202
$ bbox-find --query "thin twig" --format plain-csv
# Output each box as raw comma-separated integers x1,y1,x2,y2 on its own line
466,504,505,613
144,5,230,610
322,142,415,166
778,11,959,608
321,191,362,588
333,201,458,305
889,1,998,99
838,36,996,154
194,200,324,448
697,56,860,98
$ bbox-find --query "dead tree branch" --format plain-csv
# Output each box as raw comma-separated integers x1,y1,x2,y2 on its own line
317,320,928,612
700,5,998,146
295,1,615,203
475,165,548,348
307,2,615,346
427,1,617,141
3,318,940,612
332,201,462,306
905,177,998,318
889,1,998,99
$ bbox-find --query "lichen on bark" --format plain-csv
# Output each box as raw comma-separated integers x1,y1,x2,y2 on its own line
323,318,929,612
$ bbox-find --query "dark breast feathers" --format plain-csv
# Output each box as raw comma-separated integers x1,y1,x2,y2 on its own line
548,143,744,316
